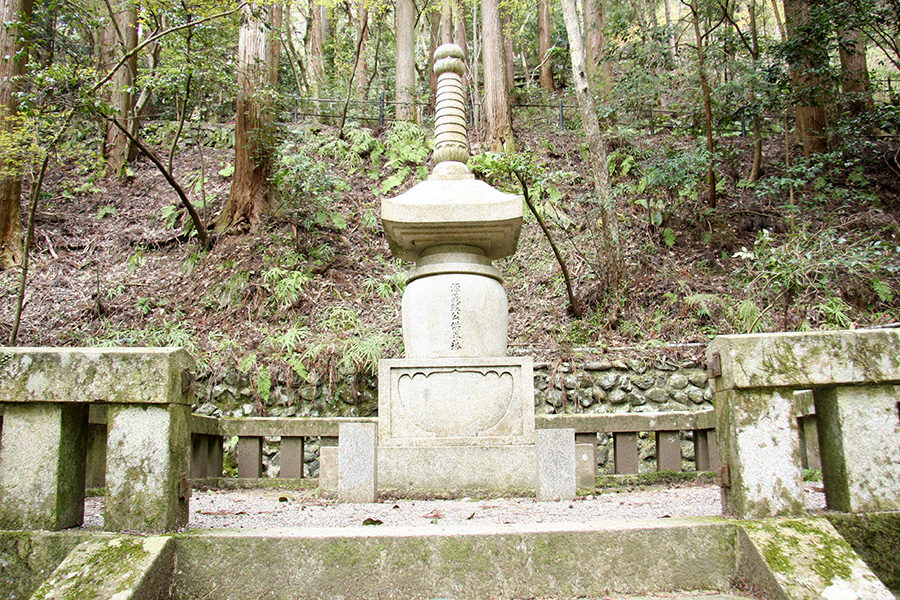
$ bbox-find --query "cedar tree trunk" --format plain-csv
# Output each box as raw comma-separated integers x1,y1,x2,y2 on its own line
104,0,138,178
395,0,416,121
538,0,554,91
216,3,282,232
482,0,514,151
0,0,34,269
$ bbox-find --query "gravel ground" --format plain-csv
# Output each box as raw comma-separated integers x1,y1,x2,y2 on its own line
82,482,827,531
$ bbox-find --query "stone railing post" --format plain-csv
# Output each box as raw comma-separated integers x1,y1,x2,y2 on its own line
708,329,900,518
0,348,195,532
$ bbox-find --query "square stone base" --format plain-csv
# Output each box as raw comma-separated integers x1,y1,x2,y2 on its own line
377,445,536,495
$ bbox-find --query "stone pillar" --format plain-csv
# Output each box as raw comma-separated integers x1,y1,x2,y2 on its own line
815,384,900,512
281,437,306,478
338,423,377,503
575,443,596,491
655,430,682,472
714,388,805,518
105,404,191,532
0,403,87,530
614,431,639,474
575,432,599,477
237,437,263,479
378,44,531,496
85,422,108,490
535,428,575,501
693,429,718,471
191,434,209,479
319,445,338,492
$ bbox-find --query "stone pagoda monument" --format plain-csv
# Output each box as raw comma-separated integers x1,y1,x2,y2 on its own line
376,44,537,494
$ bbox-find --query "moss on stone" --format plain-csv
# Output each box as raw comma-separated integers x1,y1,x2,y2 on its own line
827,512,900,589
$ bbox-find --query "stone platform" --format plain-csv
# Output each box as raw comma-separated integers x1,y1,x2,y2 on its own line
5,516,895,600
376,356,537,494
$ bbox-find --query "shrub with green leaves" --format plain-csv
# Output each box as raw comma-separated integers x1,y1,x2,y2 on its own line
732,227,900,328
272,134,348,231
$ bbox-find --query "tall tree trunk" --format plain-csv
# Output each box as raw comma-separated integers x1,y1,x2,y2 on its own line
395,0,416,121
453,0,467,60
538,0,554,91
770,0,786,40
838,27,873,116
663,0,676,59
216,2,282,232
441,0,453,44
306,0,325,99
482,0,514,151
748,0,763,181
429,9,440,99
501,9,515,91
452,0,470,124
354,0,369,100
0,0,34,270
104,0,138,179
689,0,717,208
560,0,623,292
470,0,482,128
584,0,612,95
283,1,310,97
784,0,829,155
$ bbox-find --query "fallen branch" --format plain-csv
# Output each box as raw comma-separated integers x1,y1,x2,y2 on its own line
512,169,582,318
108,116,212,250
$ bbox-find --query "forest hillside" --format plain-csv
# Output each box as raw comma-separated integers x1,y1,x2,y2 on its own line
0,0,898,408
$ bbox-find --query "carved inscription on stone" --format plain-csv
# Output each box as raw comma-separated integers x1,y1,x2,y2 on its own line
450,282,461,351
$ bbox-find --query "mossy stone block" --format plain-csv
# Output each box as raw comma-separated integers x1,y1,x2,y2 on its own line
29,535,174,600
0,403,87,530
708,329,900,391
738,518,894,600
716,388,805,519
105,404,191,532
0,347,195,405
815,384,900,512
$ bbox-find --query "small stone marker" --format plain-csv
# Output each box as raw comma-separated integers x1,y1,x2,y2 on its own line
575,443,595,491
536,428,576,501
319,445,338,492
338,422,378,503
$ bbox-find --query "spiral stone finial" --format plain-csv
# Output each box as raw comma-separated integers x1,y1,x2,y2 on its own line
431,43,471,178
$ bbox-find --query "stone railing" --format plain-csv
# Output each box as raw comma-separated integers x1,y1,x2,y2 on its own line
0,348,195,532
537,410,718,477
73,411,720,495
709,328,900,518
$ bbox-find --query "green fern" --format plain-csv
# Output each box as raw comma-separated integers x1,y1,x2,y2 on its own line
737,299,763,333
872,279,894,303
256,365,271,405
262,267,311,309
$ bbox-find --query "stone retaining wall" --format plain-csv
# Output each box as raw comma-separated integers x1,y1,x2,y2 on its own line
196,361,712,418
